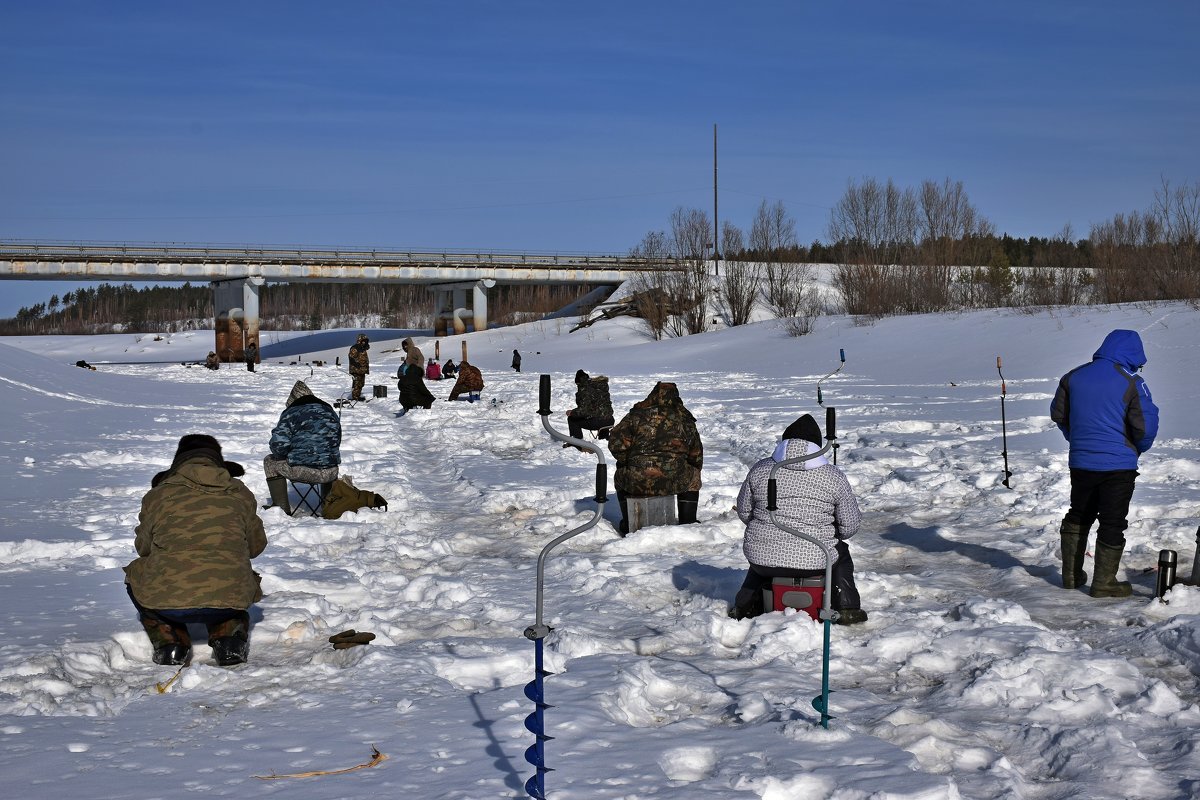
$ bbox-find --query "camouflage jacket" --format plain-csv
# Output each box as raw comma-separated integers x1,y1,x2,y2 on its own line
124,456,267,610
448,362,484,400
402,338,426,371
348,343,370,376
269,393,341,469
608,382,703,496
573,376,614,421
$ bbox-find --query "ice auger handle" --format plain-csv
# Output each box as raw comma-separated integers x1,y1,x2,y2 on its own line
538,374,552,416
826,406,837,440
594,464,608,504
767,479,777,511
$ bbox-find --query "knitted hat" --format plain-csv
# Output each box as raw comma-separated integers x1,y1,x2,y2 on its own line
781,414,822,445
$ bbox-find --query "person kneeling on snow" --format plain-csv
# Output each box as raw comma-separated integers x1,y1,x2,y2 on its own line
447,360,484,402
728,414,867,625
124,435,267,666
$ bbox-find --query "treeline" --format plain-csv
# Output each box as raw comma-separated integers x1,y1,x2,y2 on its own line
0,281,591,335
627,176,1198,337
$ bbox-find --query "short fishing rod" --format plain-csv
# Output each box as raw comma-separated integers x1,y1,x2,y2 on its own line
997,356,1012,489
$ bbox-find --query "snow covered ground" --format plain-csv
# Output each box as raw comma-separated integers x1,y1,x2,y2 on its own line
1,302,1199,799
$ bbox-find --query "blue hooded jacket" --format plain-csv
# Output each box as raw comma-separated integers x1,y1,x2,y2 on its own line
1050,329,1158,471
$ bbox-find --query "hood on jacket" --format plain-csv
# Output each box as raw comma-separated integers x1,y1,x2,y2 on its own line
1093,329,1147,371
771,438,829,470
634,381,679,408
286,380,315,407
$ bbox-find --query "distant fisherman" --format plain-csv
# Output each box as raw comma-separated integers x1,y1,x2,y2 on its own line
348,334,370,401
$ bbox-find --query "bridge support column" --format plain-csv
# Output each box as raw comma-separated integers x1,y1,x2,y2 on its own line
212,277,264,362
431,279,495,337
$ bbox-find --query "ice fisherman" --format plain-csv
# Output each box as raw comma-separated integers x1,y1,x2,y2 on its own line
348,333,370,401
448,360,484,402
565,369,614,442
1051,329,1159,598
727,414,867,624
263,380,342,515
607,381,703,534
124,435,266,666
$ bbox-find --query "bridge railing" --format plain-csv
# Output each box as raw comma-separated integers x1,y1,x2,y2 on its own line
0,239,670,270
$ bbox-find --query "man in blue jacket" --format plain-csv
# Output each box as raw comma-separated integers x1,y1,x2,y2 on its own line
1050,329,1159,597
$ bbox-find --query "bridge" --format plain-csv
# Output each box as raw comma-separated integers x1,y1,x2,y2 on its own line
0,240,664,360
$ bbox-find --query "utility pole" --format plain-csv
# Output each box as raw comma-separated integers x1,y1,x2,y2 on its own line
713,123,720,263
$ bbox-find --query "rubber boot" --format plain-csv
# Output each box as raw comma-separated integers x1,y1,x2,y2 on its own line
677,491,699,524
266,476,291,515
1090,542,1133,598
1059,518,1088,590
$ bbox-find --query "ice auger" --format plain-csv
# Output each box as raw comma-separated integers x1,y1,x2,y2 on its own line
767,406,840,728
997,356,1013,488
522,374,609,799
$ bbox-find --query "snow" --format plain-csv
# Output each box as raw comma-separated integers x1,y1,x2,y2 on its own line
2,301,1199,799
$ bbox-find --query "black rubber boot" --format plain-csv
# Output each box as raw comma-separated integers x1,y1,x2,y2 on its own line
265,476,291,515
676,491,699,524
153,644,192,666
211,636,249,666
1090,542,1133,598
1059,518,1088,590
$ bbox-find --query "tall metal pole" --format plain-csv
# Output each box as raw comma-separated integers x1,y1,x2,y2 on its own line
713,123,720,263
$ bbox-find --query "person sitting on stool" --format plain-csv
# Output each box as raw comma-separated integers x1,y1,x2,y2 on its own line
728,414,866,624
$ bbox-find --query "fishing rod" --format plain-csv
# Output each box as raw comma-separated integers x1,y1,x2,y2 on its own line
997,356,1012,489
816,348,846,408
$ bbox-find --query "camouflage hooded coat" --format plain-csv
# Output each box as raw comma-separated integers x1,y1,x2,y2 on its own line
608,382,703,496
348,335,370,376
124,456,267,610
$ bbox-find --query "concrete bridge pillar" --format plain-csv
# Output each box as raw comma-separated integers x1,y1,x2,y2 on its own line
431,279,495,337
212,277,264,362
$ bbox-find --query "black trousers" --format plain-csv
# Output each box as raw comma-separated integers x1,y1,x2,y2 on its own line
1065,468,1138,549
731,541,861,618
127,585,249,647
567,413,614,440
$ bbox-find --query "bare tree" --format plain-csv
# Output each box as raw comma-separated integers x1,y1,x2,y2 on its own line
718,221,758,326
751,199,809,318
665,206,713,336
628,230,672,340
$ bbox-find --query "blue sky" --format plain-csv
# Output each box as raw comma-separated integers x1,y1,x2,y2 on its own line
2,1,1198,317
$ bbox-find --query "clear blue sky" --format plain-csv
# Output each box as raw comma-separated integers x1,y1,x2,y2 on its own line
2,1,1198,317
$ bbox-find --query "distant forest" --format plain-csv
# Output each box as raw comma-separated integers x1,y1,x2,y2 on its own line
0,282,593,335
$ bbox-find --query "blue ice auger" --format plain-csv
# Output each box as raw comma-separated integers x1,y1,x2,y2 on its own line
522,374,608,799
815,348,846,408
767,406,840,728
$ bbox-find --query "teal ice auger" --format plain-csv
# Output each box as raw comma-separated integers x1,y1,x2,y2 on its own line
522,374,608,799
767,406,840,728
